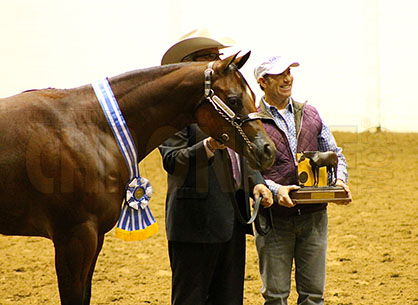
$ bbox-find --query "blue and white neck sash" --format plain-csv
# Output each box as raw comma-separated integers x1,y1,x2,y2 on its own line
92,78,158,241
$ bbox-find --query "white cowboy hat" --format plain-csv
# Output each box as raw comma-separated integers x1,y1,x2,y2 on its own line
161,28,235,65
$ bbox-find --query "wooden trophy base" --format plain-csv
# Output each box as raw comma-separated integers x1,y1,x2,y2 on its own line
290,186,348,204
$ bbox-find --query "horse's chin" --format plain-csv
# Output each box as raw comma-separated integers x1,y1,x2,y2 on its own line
246,158,263,171
262,153,276,170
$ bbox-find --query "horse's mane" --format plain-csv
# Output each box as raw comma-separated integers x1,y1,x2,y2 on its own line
13,63,196,97
111,62,197,87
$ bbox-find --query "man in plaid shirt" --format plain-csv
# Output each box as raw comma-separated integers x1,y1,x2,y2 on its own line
253,55,352,305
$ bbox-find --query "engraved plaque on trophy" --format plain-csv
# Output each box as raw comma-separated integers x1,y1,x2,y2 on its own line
289,151,350,204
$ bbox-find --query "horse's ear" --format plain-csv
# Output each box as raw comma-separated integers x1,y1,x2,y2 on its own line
235,51,251,70
223,52,240,72
221,51,251,72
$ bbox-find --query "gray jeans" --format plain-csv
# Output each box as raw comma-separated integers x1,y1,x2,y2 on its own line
255,209,328,305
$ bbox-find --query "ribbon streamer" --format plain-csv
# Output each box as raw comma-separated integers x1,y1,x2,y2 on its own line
92,78,158,241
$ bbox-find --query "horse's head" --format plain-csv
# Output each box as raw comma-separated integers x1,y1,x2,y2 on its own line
298,151,317,163
298,153,306,163
195,51,276,170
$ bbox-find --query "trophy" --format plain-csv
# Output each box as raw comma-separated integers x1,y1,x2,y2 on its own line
289,151,349,204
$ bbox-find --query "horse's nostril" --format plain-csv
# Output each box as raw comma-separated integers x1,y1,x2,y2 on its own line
264,143,274,158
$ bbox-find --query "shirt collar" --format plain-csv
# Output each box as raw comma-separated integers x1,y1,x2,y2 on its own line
262,97,293,115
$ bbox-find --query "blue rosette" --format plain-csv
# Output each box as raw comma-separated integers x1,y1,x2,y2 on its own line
126,177,153,210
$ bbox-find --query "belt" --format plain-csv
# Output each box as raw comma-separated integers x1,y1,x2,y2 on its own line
273,203,327,218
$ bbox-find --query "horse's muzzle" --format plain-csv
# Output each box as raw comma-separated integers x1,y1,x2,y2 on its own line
246,133,276,171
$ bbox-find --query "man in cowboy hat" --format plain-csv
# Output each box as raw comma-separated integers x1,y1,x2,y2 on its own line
161,28,235,65
159,29,273,305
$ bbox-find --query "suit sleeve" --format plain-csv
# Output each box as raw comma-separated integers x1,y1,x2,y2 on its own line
158,126,212,175
244,159,266,198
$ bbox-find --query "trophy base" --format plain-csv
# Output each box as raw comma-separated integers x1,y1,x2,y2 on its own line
290,186,348,204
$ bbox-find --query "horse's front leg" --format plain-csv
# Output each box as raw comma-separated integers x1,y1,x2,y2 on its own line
333,165,338,185
330,166,336,186
53,221,101,305
83,233,104,305
328,165,336,186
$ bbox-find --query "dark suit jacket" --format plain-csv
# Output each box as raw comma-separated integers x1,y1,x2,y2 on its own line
159,124,265,243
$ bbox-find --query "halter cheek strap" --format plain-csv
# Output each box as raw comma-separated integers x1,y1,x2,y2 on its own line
204,61,214,97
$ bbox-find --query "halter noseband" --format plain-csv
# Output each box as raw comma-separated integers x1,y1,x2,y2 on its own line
200,61,273,151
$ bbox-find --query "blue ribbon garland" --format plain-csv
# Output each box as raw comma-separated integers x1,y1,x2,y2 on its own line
92,78,158,241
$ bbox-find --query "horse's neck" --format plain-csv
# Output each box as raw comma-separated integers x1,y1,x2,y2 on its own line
109,64,204,160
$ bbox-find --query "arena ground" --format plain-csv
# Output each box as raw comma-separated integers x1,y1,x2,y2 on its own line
0,131,417,304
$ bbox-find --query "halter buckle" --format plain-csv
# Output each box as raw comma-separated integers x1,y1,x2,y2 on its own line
204,62,215,97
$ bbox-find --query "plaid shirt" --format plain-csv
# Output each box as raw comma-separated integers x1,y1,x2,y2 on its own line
262,98,348,198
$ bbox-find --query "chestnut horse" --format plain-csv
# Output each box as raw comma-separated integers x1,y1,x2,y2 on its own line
0,52,275,305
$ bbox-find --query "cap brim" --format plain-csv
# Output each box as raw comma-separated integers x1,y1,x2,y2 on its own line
268,62,300,75
161,37,229,65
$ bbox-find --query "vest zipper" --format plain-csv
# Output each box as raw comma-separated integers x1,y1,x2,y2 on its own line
295,100,306,166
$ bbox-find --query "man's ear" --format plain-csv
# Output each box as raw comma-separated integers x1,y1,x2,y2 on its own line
258,77,267,89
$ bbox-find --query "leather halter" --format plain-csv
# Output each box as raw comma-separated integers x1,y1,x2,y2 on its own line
200,61,271,226
198,61,273,151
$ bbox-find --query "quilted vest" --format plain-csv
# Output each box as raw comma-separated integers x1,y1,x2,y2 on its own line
258,98,327,217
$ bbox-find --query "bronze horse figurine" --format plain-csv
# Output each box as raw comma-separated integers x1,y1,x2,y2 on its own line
298,151,338,186
0,52,275,305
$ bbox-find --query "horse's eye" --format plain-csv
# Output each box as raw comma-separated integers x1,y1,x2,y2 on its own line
227,96,241,106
